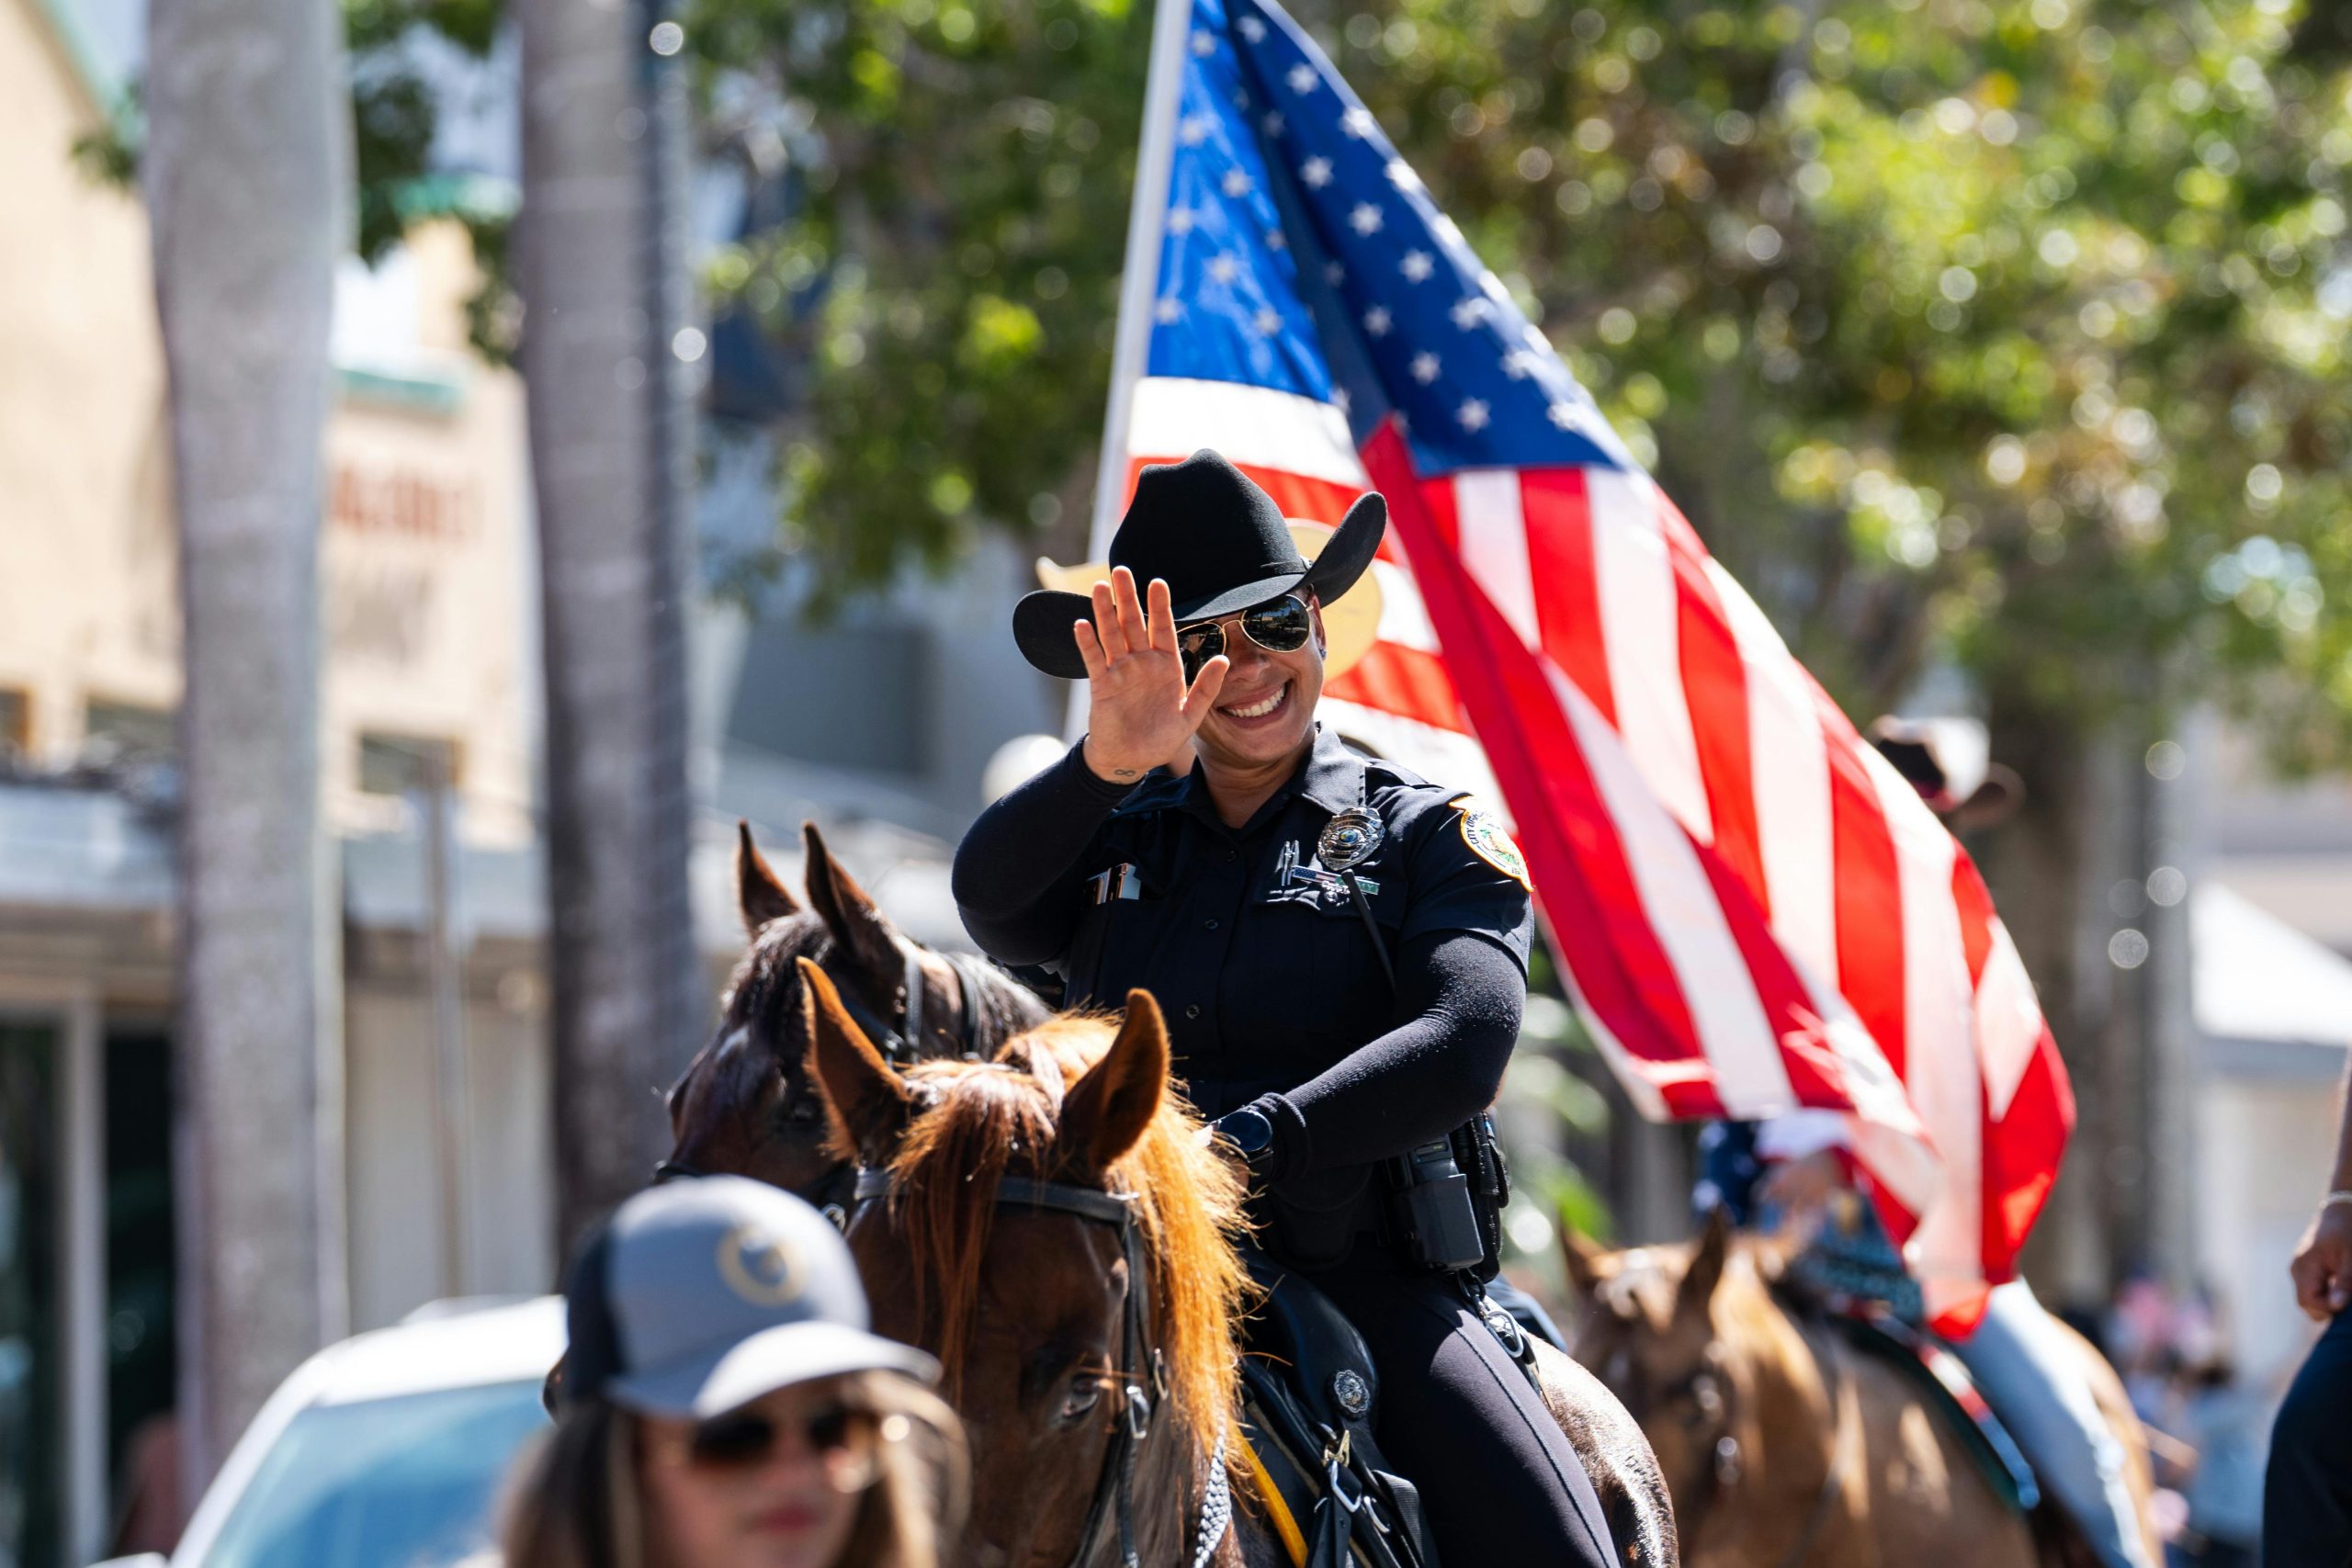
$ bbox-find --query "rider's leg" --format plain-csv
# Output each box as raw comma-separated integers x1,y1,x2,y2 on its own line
2265,1308,2352,1568
1946,1280,2154,1568
1310,1256,1615,1566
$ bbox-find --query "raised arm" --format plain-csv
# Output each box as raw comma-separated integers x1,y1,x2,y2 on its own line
952,740,1131,965
955,567,1228,966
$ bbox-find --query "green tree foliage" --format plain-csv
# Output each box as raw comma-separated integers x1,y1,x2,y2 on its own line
688,0,1154,594
76,0,519,360
735,0,2352,759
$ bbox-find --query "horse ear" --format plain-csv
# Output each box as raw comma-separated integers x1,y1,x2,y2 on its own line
1678,1206,1733,1317
801,822,904,996
738,821,798,934
1560,1215,1612,1296
798,958,912,1164
1055,990,1170,1179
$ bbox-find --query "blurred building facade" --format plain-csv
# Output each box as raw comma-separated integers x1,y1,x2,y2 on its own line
1,7,1062,1562
0,5,557,1560
2190,737,2352,1395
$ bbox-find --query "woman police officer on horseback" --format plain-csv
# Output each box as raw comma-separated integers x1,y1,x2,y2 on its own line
951,450,1617,1565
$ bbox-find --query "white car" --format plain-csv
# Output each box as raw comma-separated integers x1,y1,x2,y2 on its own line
100,1295,563,1568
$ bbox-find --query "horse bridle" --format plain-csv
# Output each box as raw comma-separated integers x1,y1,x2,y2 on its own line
837,945,996,1068
850,1166,1171,1568
653,944,992,1189
1672,1324,1849,1568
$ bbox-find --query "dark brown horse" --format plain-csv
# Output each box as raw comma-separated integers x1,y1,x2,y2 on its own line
662,821,1049,1203
1562,1217,2157,1568
799,959,1679,1568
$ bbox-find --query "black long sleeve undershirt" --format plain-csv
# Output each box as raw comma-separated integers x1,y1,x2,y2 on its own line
951,739,1135,965
953,741,1521,1186
1254,928,1520,1183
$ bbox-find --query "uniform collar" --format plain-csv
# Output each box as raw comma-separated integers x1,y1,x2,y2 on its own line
1295,725,1367,818
1107,724,1364,825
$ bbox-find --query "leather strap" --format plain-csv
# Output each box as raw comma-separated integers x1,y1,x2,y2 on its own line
852,1164,1160,1568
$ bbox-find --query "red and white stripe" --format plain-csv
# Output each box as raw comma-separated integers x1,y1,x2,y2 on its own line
1101,378,2072,1329
1350,428,2070,1331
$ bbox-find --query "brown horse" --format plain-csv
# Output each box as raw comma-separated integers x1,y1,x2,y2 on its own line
1562,1216,2158,1568
661,820,1049,1201
799,958,1679,1568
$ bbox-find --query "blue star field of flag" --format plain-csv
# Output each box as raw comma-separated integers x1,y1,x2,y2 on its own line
1145,0,1634,479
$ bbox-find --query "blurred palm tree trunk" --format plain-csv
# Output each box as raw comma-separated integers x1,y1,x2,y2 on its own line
517,0,702,1253
144,0,348,1489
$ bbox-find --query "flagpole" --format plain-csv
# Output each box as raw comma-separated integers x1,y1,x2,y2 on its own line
1087,0,1193,556
1067,0,1193,739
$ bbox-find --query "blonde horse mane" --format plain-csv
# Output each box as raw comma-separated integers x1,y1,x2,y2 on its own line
869,1014,1253,1457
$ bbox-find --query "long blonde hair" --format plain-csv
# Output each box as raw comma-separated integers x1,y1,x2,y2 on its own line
501,1371,969,1568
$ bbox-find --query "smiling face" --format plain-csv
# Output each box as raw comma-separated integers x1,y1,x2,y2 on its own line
1187,595,1327,774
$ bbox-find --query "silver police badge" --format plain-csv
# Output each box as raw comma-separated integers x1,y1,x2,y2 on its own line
1317,807,1385,873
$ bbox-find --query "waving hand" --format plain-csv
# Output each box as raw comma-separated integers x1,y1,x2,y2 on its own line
1074,568,1229,784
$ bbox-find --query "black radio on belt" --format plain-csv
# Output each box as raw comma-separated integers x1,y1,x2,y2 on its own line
1382,1111,1510,1278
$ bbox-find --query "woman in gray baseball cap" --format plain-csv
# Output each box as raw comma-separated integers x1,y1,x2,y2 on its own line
503,1177,967,1568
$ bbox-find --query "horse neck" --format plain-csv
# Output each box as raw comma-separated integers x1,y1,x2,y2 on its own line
956,957,1049,1057
1701,1271,1849,1557
1091,1411,1215,1568
1080,1244,1232,1568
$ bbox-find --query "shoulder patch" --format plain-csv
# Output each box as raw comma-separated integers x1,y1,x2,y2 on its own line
1454,799,1530,887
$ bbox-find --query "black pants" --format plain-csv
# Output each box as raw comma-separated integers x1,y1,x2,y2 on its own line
2267,1310,2352,1568
1303,1252,1616,1567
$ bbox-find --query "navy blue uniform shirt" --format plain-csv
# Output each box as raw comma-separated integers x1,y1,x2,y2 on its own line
954,725,1533,1201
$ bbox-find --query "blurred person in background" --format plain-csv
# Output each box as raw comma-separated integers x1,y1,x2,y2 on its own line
504,1177,967,1568
2266,1065,2352,1568
1694,1113,2156,1568
2167,1354,2265,1568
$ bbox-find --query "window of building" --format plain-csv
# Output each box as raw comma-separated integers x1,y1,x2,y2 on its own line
357,733,461,797
82,701,175,764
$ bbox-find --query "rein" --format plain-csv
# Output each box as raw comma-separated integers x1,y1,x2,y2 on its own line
834,946,993,1068
1683,1317,1850,1568
849,1167,1227,1568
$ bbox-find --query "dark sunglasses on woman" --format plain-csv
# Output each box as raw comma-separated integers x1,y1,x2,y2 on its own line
1175,592,1314,682
682,1404,902,1490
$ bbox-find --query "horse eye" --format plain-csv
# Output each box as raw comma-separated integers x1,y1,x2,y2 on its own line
779,1096,827,1127
1057,1376,1103,1425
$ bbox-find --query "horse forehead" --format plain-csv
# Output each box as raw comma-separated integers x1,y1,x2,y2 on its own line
978,1210,1128,1313
1599,1249,1683,1325
687,1023,787,1110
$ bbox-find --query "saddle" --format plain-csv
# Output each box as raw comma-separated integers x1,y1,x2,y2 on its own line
1824,1303,2041,1514
1234,1250,1441,1568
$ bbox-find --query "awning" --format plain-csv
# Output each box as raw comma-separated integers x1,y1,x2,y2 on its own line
2193,881,2352,1077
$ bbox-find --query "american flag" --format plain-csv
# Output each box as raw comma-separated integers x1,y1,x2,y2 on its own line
1089,0,2075,1327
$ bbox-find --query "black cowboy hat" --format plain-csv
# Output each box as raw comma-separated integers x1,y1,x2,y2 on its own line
1012,449,1387,680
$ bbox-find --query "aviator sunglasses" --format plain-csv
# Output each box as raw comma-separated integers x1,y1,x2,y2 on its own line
669,1403,902,1491
1175,593,1315,683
